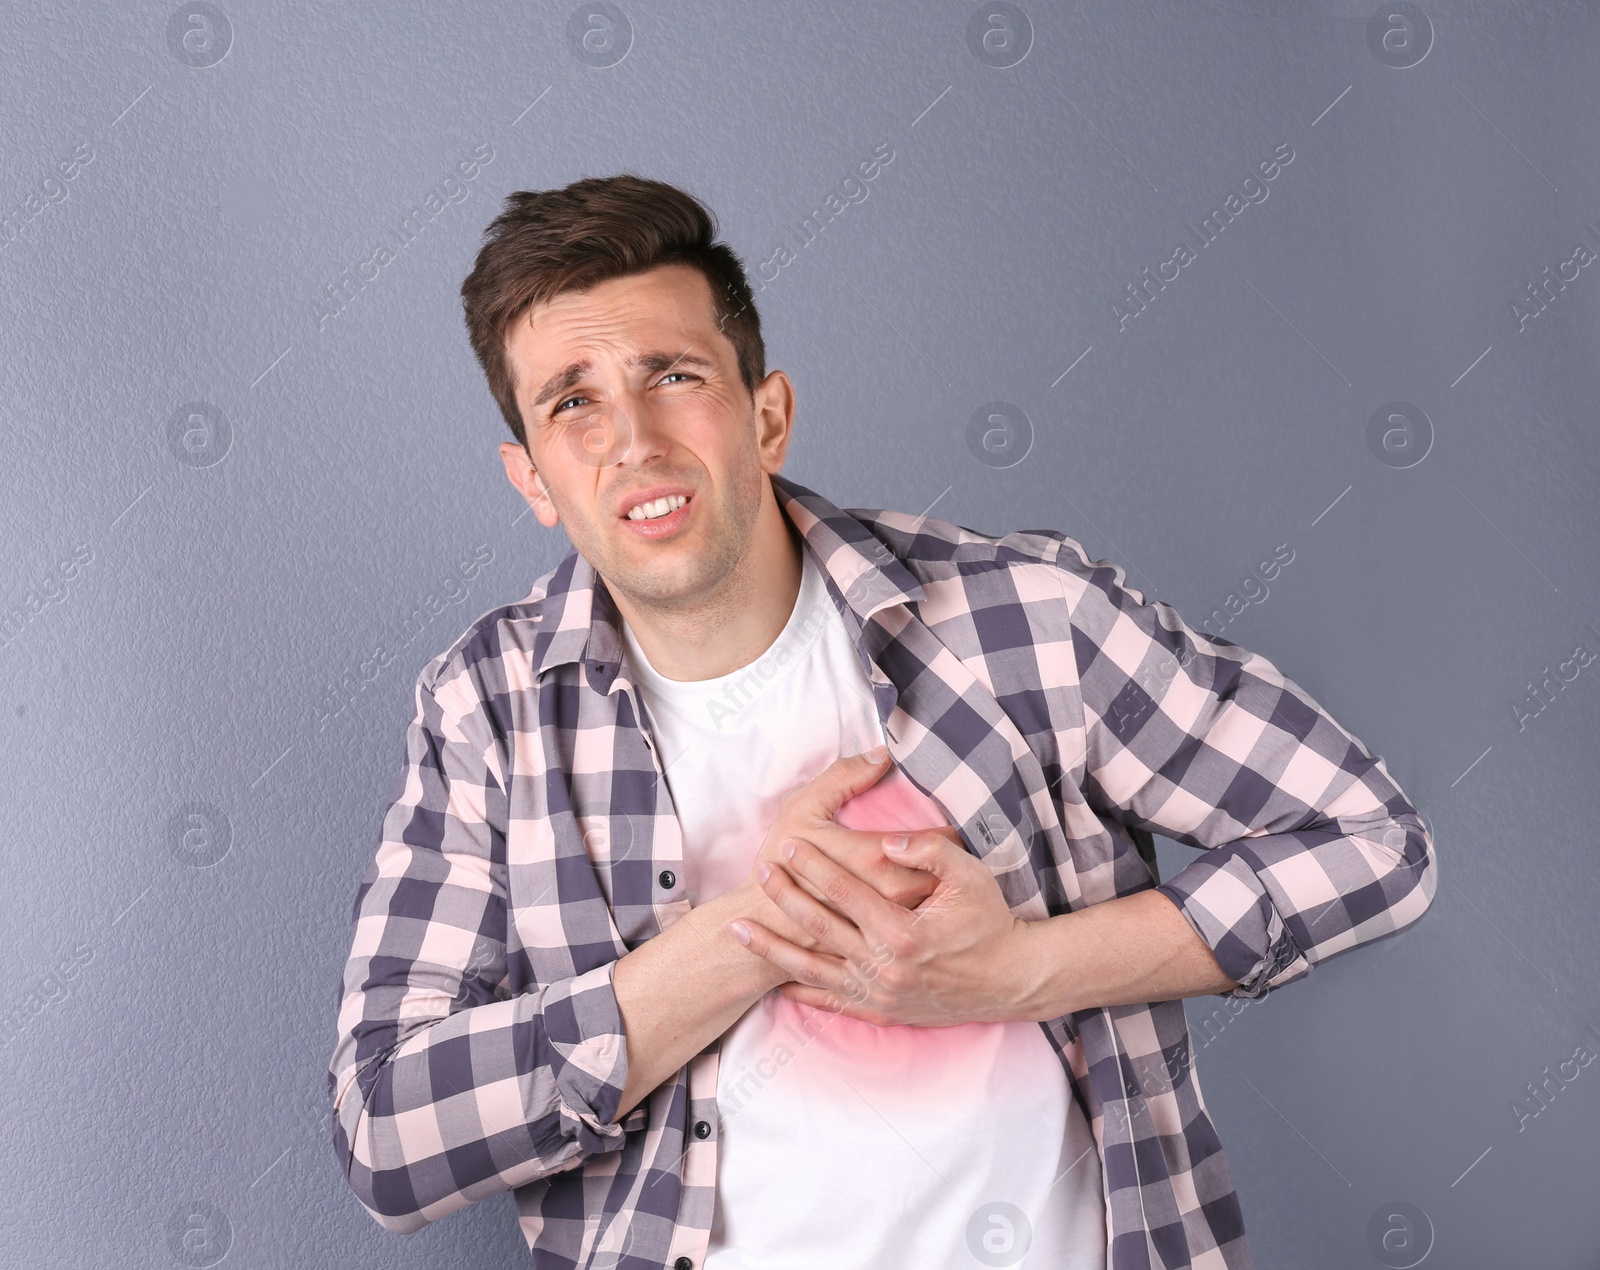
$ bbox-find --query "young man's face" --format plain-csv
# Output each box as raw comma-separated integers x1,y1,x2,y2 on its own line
500,263,794,612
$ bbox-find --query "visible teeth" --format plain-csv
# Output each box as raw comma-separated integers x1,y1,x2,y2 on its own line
627,494,687,521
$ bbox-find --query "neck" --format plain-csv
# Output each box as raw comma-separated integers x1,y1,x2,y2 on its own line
611,480,803,681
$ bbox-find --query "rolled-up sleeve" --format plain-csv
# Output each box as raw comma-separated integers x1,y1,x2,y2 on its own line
1055,542,1437,1000
328,657,630,1233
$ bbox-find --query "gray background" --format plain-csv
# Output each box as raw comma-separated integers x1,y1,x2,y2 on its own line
2,1,1595,1267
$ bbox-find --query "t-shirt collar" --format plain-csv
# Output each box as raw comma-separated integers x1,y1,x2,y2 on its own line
530,472,926,689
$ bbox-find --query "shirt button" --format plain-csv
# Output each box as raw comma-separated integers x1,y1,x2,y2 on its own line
674,1259,694,1270
693,1119,711,1139
658,869,676,890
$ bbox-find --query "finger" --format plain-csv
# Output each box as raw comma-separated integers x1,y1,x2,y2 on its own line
779,838,908,942
806,818,964,866
729,917,852,992
881,828,974,888
776,980,886,1024
801,821,938,897
796,747,894,820
758,859,875,963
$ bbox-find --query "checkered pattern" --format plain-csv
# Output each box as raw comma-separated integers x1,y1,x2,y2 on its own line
329,472,1435,1269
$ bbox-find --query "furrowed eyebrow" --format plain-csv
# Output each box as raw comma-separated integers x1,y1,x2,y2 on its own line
531,350,717,409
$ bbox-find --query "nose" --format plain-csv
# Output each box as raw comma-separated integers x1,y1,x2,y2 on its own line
611,385,670,468
562,381,668,470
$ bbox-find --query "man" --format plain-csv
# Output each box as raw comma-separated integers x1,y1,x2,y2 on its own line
328,174,1436,1269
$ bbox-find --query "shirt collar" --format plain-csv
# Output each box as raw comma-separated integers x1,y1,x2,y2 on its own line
530,472,926,687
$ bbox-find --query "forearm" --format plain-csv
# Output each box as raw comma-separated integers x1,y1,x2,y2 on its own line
611,878,788,1117
1008,888,1239,1020
332,964,632,1231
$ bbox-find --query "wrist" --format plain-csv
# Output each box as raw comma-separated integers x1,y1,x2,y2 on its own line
699,878,790,993
1003,914,1077,1022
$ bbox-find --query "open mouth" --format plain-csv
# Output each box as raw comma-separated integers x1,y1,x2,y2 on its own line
619,491,694,538
624,493,690,522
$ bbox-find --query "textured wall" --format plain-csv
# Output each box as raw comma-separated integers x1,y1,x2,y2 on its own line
2,2,1596,1267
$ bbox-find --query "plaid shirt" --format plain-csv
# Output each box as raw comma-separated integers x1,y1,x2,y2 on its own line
329,472,1436,1269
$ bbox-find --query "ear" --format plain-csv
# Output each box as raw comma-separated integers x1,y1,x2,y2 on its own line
500,441,560,528
752,369,796,475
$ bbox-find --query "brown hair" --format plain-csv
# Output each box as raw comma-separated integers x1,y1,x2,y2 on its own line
460,173,765,451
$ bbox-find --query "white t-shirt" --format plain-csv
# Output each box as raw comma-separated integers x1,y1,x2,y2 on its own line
620,547,1106,1269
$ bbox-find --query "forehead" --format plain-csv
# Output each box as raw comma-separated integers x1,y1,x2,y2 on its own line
509,264,722,371
507,266,735,414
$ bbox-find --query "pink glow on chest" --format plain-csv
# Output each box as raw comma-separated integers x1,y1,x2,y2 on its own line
831,762,953,836
753,764,1026,1104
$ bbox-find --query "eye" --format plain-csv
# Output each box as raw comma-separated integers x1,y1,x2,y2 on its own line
553,372,697,418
